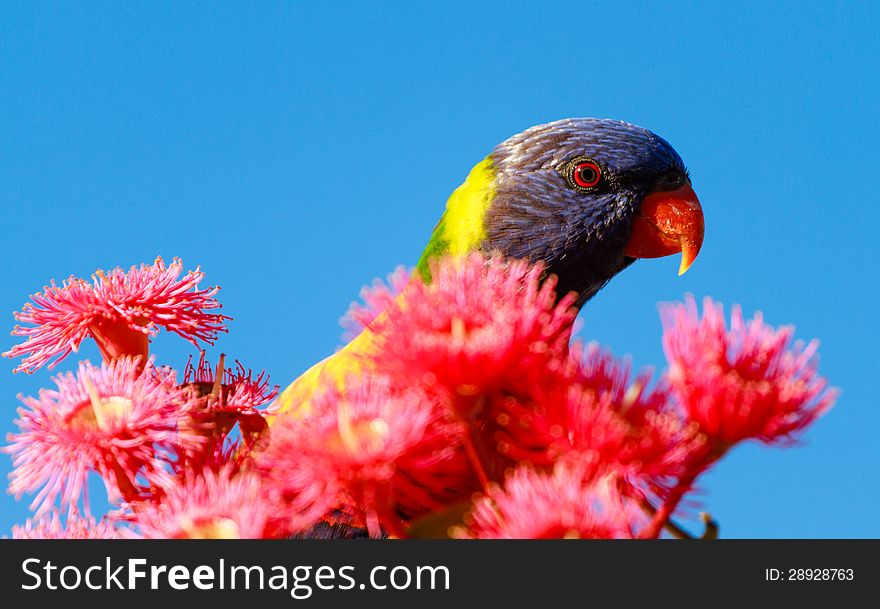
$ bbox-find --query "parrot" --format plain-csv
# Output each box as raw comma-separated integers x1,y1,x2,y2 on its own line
273,117,704,417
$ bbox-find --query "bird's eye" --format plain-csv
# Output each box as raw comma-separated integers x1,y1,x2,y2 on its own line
568,159,602,190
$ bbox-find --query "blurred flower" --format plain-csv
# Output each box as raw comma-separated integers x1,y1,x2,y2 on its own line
340,265,412,343
5,358,203,516
488,344,702,497
128,468,275,539
258,375,472,537
4,257,229,373
660,295,837,451
457,463,637,539
371,254,577,418
12,512,119,539
488,344,701,492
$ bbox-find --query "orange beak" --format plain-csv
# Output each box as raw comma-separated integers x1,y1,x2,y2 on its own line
624,183,705,275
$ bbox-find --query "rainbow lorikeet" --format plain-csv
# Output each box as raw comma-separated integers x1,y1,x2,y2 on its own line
274,118,704,415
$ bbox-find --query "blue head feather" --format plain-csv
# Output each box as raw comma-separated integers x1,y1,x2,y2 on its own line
484,118,688,305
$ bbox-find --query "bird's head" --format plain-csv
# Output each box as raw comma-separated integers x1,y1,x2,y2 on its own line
417,118,704,307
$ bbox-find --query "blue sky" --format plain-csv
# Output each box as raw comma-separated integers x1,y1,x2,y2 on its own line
1,2,877,537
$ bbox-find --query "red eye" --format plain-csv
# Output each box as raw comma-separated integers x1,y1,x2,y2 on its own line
571,160,601,189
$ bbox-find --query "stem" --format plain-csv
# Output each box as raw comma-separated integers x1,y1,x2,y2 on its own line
462,426,491,493
640,497,718,539
640,470,700,539
453,394,494,493
643,501,718,539
640,444,728,539
698,512,720,540
664,517,697,540
108,458,141,505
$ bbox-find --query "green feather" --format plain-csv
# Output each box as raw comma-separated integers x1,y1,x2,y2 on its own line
416,156,496,281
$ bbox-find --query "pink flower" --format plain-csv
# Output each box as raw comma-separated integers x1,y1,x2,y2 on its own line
181,352,278,453
340,265,411,343
12,512,119,539
661,295,836,450
370,254,577,418
258,375,472,537
457,463,637,539
5,358,203,517
4,257,230,373
128,468,275,539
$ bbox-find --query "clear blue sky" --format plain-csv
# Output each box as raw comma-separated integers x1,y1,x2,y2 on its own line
1,2,877,537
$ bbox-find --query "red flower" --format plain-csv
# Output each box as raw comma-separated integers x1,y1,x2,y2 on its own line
661,296,836,451
4,257,229,373
181,352,278,454
258,375,472,537
457,463,637,539
370,254,577,418
487,344,702,497
127,467,277,539
12,512,119,539
5,358,203,516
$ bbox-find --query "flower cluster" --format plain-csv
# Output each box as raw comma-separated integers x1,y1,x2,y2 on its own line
4,259,282,538
3,254,836,539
